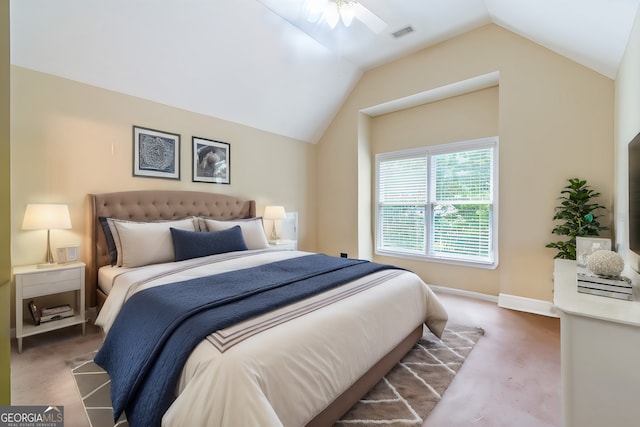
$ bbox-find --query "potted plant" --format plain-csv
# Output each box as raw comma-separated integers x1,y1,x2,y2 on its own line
546,178,608,259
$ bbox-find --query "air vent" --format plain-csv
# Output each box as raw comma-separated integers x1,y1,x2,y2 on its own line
391,26,414,39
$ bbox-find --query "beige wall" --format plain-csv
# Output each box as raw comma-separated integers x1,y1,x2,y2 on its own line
371,87,500,295
10,67,318,321
615,7,640,268
371,87,498,152
8,21,624,316
1,0,11,405
316,24,614,302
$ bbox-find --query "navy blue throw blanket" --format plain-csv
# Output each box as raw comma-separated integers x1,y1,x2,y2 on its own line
94,254,401,427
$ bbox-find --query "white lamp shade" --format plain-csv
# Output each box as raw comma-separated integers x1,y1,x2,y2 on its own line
22,204,72,230
263,205,287,220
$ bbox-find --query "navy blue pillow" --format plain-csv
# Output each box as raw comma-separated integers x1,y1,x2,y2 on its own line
99,216,118,266
170,226,248,261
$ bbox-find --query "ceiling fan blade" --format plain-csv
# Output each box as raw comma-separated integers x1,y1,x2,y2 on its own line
354,3,387,34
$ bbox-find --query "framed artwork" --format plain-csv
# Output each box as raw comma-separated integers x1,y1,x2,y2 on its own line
133,126,180,180
192,136,230,184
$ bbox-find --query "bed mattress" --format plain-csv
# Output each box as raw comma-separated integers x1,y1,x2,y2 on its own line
95,249,447,426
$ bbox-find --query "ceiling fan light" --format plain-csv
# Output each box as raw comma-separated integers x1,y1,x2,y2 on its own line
325,2,340,28
339,1,356,27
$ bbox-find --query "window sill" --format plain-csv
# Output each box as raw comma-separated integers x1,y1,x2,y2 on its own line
375,249,498,270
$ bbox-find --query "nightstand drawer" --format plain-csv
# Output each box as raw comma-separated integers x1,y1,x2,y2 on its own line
21,268,81,298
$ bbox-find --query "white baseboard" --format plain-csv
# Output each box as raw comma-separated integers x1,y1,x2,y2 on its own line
429,285,559,318
429,284,498,303
498,293,559,318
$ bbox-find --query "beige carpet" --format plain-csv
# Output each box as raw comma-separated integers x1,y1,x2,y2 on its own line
70,324,482,427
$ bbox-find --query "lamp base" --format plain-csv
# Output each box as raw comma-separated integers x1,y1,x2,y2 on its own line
39,231,57,268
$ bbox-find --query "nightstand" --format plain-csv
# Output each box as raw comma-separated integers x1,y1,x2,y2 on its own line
14,262,86,353
269,239,298,250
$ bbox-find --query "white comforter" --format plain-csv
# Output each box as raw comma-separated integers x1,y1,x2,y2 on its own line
95,250,448,427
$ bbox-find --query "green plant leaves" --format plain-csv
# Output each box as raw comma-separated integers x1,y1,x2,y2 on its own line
546,178,608,260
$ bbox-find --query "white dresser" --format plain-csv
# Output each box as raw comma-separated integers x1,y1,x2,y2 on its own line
553,259,640,427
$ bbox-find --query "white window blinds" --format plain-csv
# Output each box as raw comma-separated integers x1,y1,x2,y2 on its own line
378,156,428,253
430,148,493,261
376,137,498,268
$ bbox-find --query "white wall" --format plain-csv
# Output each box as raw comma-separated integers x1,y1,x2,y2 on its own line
615,8,640,270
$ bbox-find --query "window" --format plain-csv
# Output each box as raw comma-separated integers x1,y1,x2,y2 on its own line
375,137,498,268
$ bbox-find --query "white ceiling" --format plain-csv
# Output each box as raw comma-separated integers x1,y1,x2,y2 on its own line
10,0,640,143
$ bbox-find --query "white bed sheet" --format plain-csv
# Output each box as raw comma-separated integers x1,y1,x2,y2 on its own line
95,250,448,427
97,265,126,295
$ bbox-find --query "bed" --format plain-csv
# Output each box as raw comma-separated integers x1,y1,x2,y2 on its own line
86,190,448,427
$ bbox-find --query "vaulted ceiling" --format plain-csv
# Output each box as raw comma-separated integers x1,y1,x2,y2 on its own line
10,0,640,143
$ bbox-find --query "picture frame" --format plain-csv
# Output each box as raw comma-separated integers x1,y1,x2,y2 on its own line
28,300,40,326
133,126,180,180
576,236,612,267
192,136,230,184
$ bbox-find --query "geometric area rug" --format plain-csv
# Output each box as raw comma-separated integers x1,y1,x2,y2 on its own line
69,324,483,427
335,324,484,426
67,351,128,427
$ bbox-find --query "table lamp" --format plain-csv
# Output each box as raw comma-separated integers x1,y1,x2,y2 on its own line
22,203,72,268
263,205,286,242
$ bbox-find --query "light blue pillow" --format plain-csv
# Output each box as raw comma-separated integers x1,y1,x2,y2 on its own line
170,226,248,261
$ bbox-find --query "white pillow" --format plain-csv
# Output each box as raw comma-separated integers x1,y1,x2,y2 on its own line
202,217,270,250
110,218,197,267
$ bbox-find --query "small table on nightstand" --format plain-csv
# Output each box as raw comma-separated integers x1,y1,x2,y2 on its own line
14,262,86,353
269,239,298,250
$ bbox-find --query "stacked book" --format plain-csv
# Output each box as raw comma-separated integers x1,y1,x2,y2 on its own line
40,304,74,323
577,267,634,301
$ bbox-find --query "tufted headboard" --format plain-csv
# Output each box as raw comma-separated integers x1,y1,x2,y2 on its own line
86,190,256,308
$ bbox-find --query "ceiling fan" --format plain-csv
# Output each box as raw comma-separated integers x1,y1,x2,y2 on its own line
309,0,387,32
257,0,387,34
